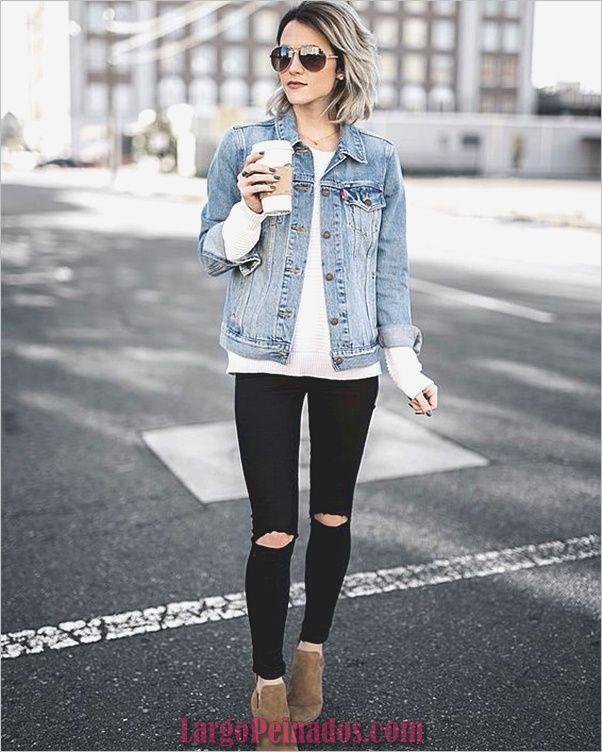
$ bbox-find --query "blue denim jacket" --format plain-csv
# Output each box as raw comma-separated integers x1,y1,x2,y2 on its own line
196,106,423,372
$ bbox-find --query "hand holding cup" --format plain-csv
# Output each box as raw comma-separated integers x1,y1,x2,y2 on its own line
237,151,280,215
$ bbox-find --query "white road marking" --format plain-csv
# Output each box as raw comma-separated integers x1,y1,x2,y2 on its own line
141,406,488,504
412,278,556,322
2,534,598,660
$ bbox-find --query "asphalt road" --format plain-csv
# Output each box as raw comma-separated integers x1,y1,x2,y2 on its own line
1,176,600,751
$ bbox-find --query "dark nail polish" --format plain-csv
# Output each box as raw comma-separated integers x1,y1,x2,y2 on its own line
259,151,265,154
269,167,276,172
274,175,281,180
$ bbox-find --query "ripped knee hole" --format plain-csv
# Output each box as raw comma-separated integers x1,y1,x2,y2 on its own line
255,531,295,548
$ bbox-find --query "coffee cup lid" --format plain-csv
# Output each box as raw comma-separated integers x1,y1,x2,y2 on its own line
252,140,293,153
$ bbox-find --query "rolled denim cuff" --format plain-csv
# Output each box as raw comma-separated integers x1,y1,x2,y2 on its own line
377,324,423,354
198,246,262,277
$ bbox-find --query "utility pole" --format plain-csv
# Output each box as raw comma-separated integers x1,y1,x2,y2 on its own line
104,6,118,186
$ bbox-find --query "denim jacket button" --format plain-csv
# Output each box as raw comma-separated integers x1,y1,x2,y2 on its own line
330,316,339,325
325,272,334,281
363,197,372,206
335,356,343,364
321,230,331,238
321,187,329,196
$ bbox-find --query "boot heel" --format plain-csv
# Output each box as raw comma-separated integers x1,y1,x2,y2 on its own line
250,678,298,751
286,648,324,724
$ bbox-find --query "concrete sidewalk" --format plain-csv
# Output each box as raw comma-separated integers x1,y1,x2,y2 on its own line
3,164,600,230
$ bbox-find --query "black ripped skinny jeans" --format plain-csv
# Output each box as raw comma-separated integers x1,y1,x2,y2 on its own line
234,372,379,679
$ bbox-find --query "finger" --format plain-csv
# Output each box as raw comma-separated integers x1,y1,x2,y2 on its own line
245,151,265,166
423,385,438,409
414,393,431,415
245,182,277,196
247,172,279,186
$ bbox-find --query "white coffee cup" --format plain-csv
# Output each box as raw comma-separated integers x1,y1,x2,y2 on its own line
250,140,293,216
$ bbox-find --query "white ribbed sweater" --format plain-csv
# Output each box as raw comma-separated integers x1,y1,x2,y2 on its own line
221,146,434,399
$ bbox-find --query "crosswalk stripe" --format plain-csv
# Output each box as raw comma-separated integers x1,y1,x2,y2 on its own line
2,534,598,660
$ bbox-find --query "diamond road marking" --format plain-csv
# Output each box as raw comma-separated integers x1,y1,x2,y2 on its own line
2,534,598,660
140,404,488,504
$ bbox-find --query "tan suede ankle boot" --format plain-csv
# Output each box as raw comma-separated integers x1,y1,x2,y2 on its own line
286,648,324,723
250,675,298,751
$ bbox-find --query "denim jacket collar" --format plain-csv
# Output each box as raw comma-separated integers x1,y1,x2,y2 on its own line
274,106,368,165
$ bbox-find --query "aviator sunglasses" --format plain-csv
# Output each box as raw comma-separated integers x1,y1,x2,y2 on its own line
270,44,339,73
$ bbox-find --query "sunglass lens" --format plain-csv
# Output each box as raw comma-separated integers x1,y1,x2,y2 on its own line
270,46,292,72
300,45,326,72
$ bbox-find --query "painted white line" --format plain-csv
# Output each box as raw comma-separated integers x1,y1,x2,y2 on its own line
413,278,556,323
2,534,598,661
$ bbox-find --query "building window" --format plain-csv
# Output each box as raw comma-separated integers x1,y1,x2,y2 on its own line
431,54,454,85
433,0,455,14
159,75,186,108
221,79,248,106
253,47,275,77
222,6,249,41
500,56,518,87
87,2,108,33
374,17,399,48
253,9,279,44
192,13,215,39
401,83,427,111
160,52,185,75
377,82,397,108
404,0,427,14
480,92,497,112
500,93,515,112
481,21,499,52
503,0,520,17
484,0,501,16
87,82,106,114
403,53,426,82
428,85,455,112
191,46,216,76
251,78,275,107
114,83,132,116
191,77,217,107
380,51,398,80
480,55,497,86
432,19,455,50
501,22,520,53
222,46,247,76
375,0,397,11
87,37,106,72
113,3,133,22
403,17,427,48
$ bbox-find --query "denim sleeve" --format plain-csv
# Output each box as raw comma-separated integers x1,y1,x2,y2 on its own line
196,126,263,277
375,143,423,355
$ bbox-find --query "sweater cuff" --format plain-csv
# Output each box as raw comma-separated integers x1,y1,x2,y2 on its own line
222,200,267,262
383,346,434,399
237,198,267,229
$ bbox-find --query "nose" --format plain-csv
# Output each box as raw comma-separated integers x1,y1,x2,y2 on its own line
286,49,305,75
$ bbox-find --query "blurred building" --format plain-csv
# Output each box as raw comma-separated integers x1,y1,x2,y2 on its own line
537,82,601,118
66,0,599,177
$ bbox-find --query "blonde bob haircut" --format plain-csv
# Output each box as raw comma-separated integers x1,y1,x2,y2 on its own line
265,0,380,126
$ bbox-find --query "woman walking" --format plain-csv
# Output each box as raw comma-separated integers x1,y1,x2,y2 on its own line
197,1,438,748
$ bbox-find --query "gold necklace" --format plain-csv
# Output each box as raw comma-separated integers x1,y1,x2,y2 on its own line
298,127,340,146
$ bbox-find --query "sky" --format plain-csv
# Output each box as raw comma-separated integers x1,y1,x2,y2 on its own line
531,1,601,92
1,0,601,121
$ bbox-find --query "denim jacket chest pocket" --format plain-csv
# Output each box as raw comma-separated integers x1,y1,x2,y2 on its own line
340,185,386,256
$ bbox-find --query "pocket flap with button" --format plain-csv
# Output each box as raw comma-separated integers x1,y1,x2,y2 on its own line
340,186,386,212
